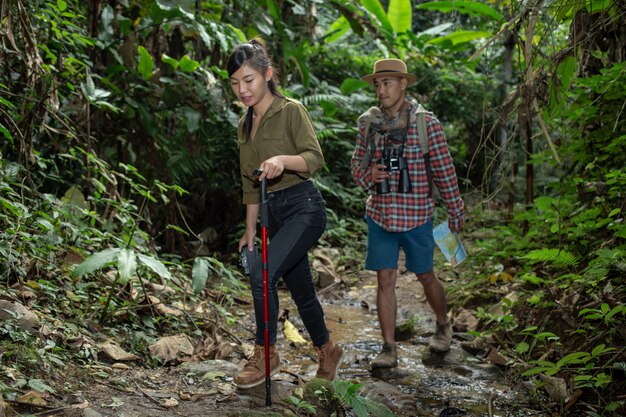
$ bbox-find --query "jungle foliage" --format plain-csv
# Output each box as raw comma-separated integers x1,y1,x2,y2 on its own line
1,0,625,416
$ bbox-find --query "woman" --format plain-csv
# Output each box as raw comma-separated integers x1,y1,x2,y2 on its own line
226,38,343,389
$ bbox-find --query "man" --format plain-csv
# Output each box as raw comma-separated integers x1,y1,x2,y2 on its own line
351,58,464,369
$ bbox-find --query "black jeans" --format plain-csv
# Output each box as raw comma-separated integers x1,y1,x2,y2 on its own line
249,180,329,347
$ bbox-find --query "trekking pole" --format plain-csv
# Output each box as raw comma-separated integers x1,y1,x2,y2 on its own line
254,169,272,406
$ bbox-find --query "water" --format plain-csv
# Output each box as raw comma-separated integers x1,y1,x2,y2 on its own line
276,286,540,416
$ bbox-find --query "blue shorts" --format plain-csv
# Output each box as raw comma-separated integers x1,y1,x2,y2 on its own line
365,216,434,274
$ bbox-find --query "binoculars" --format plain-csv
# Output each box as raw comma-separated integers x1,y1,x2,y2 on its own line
376,147,412,194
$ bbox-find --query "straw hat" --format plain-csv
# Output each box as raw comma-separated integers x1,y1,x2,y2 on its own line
362,58,417,86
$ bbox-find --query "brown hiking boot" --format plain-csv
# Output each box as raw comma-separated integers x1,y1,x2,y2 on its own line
429,321,452,353
234,344,280,389
315,339,343,380
370,343,398,369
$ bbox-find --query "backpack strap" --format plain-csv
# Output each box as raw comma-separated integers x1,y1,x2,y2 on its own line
414,105,434,198
416,111,429,155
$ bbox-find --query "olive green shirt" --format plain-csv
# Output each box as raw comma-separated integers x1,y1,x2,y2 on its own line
238,97,325,204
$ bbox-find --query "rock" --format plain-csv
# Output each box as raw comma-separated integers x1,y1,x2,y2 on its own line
82,408,103,417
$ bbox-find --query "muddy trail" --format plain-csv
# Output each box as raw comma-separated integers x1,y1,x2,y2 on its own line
13,260,542,417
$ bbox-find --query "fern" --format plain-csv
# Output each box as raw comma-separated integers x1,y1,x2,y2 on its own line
521,248,579,267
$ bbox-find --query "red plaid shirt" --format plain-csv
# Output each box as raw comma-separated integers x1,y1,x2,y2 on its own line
351,99,464,232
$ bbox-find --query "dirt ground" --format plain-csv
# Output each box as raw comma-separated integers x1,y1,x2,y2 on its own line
3,259,487,417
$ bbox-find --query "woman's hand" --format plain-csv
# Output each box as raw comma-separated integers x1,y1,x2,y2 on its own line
259,156,285,180
238,229,257,252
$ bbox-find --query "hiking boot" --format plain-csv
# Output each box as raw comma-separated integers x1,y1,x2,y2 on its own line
429,321,452,353
315,339,343,380
234,344,280,389
370,343,398,369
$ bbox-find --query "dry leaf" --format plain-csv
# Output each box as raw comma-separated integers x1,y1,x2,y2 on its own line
149,334,194,363
539,374,570,402
284,319,307,345
97,341,141,361
0,300,40,333
145,295,183,317
453,308,479,332
16,391,47,407
484,347,512,366
163,398,179,408
0,396,8,417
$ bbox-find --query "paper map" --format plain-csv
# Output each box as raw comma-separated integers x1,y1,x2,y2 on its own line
433,221,467,267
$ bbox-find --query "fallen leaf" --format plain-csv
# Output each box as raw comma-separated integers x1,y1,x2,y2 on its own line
145,295,183,317
97,341,141,361
16,391,47,407
539,374,570,402
201,371,225,382
0,300,40,333
163,398,179,408
284,319,307,345
101,397,124,408
0,396,8,417
484,347,512,366
149,334,194,363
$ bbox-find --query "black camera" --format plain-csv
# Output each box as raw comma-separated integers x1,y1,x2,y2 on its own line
239,245,258,275
376,147,412,194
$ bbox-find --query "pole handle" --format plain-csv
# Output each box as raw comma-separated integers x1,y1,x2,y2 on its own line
253,169,269,227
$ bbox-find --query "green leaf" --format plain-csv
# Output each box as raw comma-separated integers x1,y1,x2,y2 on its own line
427,30,492,46
179,55,200,73
340,78,369,95
161,54,179,70
556,351,590,367
57,0,67,12
417,1,503,20
557,56,577,92
137,46,154,81
192,257,210,294
61,185,89,210
184,108,201,133
72,248,122,277
515,342,530,354
387,0,411,34
118,249,137,285
325,16,350,43
0,96,16,109
521,248,579,267
361,0,394,35
591,344,615,357
0,122,13,145
521,366,554,376
535,332,559,341
137,253,172,280
28,379,56,394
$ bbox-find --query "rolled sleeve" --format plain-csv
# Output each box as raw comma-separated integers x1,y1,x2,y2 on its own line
289,101,324,174
351,125,374,191
427,116,465,229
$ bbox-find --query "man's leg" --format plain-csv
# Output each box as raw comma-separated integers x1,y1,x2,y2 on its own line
417,271,452,352
364,217,400,369
377,268,398,345
371,268,399,369
416,271,448,324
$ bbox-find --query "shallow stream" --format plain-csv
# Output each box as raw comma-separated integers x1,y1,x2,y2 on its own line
273,275,540,417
